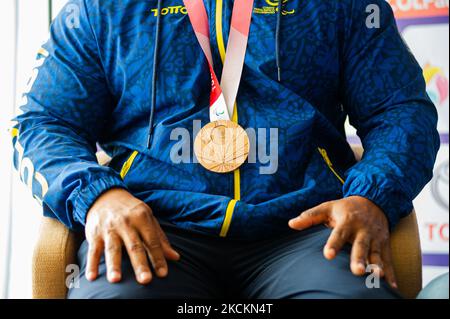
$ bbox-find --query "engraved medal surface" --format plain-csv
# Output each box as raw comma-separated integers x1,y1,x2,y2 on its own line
194,120,249,173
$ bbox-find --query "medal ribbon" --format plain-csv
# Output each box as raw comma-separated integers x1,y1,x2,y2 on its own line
183,0,254,122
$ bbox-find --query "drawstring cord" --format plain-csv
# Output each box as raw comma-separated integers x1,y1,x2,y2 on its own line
147,0,163,149
275,0,282,82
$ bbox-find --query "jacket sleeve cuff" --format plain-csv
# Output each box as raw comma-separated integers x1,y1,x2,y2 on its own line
72,175,127,226
343,174,413,230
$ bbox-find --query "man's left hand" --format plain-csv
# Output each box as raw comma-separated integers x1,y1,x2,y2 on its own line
288,196,398,289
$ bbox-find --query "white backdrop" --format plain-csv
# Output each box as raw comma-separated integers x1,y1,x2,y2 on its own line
388,0,449,286
0,0,67,299
0,0,17,299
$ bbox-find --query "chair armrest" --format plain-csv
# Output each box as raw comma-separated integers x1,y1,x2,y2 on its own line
32,151,106,299
390,211,422,299
32,217,81,299
351,145,422,298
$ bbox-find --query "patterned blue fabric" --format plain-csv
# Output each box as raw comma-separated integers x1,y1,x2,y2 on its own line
12,0,440,239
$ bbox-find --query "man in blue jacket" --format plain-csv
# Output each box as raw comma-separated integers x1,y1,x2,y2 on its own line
12,0,440,299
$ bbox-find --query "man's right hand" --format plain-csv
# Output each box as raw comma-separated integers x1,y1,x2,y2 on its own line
84,188,180,284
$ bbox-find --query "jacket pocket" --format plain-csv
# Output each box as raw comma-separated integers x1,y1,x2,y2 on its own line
317,147,345,185
120,150,139,179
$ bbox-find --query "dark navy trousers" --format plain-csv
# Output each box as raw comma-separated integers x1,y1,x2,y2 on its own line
68,222,401,299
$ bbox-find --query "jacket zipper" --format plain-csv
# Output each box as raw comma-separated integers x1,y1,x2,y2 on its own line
317,147,345,185
120,150,139,179
216,0,241,237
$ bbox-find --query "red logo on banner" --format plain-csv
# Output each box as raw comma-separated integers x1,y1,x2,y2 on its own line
387,0,449,19
425,223,449,242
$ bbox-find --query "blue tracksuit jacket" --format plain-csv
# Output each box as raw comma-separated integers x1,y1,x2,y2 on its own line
11,0,440,239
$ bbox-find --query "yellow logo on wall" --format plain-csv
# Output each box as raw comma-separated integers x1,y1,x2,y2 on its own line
254,0,296,16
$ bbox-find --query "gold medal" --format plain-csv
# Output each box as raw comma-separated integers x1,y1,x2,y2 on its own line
194,120,249,173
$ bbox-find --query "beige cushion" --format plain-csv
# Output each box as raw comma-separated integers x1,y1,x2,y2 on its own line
32,217,81,299
390,211,422,299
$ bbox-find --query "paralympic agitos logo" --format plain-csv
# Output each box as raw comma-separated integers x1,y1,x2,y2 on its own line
254,0,296,15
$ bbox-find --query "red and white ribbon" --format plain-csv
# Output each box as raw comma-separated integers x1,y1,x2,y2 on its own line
183,0,254,121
